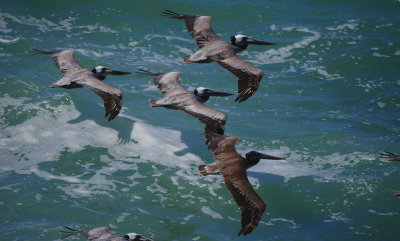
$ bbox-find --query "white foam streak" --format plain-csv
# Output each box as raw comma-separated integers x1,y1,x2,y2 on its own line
300,62,342,80
326,23,358,31
0,37,19,43
140,48,183,67
368,209,399,216
372,52,390,58
323,212,351,223
264,218,298,229
0,96,202,197
0,11,115,34
144,34,193,43
117,213,130,223
28,167,82,183
0,12,57,32
201,206,223,219
248,27,321,65
245,146,374,182
76,48,114,58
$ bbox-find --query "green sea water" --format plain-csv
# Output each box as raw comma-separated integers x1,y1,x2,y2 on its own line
0,0,400,240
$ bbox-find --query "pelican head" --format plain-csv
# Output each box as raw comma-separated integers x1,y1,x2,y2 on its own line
231,34,276,49
245,151,285,168
193,87,234,103
92,65,131,79
123,233,151,241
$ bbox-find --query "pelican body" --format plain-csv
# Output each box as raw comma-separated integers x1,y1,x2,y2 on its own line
138,69,233,136
33,49,131,121
61,226,153,241
199,133,284,236
162,10,276,103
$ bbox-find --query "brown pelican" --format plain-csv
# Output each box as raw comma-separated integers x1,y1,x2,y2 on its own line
161,10,276,103
380,151,400,197
138,69,233,135
33,49,131,121
199,133,284,236
61,226,153,241
380,151,400,161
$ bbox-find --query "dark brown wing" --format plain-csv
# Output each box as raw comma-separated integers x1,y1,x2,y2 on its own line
224,173,267,236
161,10,221,48
32,49,84,76
137,69,188,97
182,102,227,128
77,74,123,122
204,123,226,145
217,56,264,103
207,134,241,157
60,227,82,239
380,151,400,162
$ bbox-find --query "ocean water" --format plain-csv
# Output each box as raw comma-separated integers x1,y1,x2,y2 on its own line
0,0,399,240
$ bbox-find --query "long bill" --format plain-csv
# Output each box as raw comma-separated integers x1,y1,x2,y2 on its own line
206,89,235,97
259,153,285,160
104,68,131,75
245,37,276,45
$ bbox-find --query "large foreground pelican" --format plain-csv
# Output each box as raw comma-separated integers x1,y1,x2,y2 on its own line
199,133,284,236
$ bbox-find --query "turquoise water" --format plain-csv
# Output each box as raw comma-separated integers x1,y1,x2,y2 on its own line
1,0,400,240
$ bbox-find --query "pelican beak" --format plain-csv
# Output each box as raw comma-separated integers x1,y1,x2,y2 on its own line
245,37,276,45
206,89,235,97
129,237,152,241
259,153,285,160
104,68,131,75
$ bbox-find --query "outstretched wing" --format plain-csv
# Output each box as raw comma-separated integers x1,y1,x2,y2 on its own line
204,123,226,145
77,74,123,122
224,173,267,236
182,102,227,128
217,56,264,103
380,151,400,162
60,226,82,239
207,134,241,159
32,49,84,76
161,10,221,48
81,227,122,240
137,69,189,97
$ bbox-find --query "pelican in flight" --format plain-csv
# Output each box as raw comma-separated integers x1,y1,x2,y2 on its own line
199,133,284,236
138,69,233,135
33,49,131,121
61,226,153,241
161,10,276,103
380,151,400,196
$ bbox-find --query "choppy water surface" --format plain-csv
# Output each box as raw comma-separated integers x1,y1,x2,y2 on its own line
1,0,399,240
